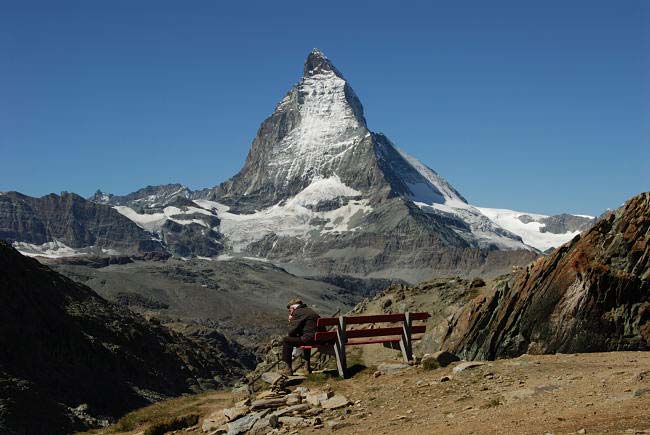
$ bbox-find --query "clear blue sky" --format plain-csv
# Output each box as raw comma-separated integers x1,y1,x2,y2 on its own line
1,1,648,216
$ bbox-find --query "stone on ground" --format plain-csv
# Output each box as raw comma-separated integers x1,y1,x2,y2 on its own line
251,398,287,409
306,390,333,406
202,410,227,432
223,406,249,421
249,414,279,434
261,372,284,385
321,394,351,410
285,393,301,405
284,375,307,385
327,419,348,430
453,361,487,373
226,412,262,435
235,398,251,407
255,389,283,399
278,416,307,427
377,362,410,374
272,403,310,418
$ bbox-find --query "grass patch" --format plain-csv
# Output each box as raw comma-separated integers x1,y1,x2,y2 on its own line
92,391,229,434
305,372,332,386
143,414,199,435
422,358,440,370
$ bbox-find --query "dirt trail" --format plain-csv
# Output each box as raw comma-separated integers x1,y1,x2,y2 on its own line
305,351,650,435
99,351,650,435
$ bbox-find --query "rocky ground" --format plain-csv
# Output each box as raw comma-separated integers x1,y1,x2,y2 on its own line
91,351,650,435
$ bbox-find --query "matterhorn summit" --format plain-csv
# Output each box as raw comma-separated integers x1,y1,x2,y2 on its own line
206,49,477,215
207,48,371,209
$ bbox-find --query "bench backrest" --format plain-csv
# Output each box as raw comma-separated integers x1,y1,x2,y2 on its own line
313,312,430,342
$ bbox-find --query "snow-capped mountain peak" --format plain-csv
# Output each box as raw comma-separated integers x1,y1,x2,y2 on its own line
73,49,595,278
303,48,343,78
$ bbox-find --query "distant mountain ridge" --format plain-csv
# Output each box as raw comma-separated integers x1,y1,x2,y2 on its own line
2,50,596,280
0,191,165,257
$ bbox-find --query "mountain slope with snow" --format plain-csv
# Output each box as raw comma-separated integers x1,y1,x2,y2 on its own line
476,207,595,252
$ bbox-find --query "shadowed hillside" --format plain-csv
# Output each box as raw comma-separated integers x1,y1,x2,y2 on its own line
0,241,254,435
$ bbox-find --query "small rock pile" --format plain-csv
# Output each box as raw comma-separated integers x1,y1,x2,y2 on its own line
202,375,356,435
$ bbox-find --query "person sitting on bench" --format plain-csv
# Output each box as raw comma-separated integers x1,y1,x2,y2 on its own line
281,298,320,375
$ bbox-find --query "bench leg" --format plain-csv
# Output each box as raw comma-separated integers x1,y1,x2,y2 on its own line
304,348,312,374
400,311,413,363
335,316,349,378
399,334,412,363
334,341,348,378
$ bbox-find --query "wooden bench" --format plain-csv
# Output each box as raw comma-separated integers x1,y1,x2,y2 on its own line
299,311,430,378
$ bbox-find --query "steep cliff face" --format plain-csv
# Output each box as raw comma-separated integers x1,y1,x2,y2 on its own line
0,191,165,256
0,241,253,434
441,192,650,360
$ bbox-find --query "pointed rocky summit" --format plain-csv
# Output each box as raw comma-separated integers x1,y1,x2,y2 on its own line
303,48,341,77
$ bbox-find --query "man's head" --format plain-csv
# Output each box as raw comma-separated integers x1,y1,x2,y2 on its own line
287,298,303,309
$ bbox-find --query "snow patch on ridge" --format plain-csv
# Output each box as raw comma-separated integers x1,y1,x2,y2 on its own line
286,175,361,207
395,148,466,205
14,240,82,258
476,207,583,252
195,176,372,253
114,205,216,233
393,149,532,250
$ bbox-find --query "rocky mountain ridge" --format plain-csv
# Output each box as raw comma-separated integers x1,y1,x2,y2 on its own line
441,191,650,359
0,191,165,256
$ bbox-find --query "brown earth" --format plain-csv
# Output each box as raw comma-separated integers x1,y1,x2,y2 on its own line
95,351,650,435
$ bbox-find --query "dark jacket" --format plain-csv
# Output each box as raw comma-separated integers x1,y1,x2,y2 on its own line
288,304,320,342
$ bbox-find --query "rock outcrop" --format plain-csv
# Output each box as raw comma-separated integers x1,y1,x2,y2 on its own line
441,192,650,360
0,241,253,434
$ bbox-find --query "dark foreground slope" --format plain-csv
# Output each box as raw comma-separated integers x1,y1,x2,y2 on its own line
441,192,650,360
0,241,253,435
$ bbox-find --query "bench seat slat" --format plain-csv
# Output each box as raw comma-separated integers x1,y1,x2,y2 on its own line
300,335,422,349
316,317,340,327
316,312,430,327
347,335,423,346
313,325,426,342
345,337,400,345
344,312,430,324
